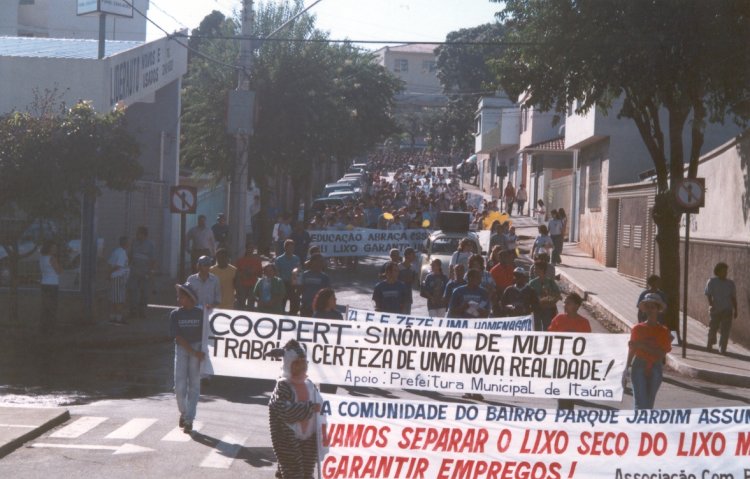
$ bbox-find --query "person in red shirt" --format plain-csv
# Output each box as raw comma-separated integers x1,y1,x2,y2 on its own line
490,249,515,315
626,293,672,410
234,242,263,310
548,292,591,410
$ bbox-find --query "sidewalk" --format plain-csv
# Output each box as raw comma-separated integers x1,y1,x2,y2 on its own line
0,407,69,458
462,181,750,388
555,242,750,388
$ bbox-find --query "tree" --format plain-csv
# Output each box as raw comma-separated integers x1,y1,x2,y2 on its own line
180,2,401,237
434,23,505,153
491,0,750,332
0,102,141,322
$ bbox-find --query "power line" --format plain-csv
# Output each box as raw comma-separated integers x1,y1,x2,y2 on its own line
149,0,188,29
173,32,533,47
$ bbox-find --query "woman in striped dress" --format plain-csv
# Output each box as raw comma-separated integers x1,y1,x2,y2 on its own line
267,340,323,479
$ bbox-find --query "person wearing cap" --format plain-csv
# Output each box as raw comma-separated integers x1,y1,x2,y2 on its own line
186,215,216,273
500,266,537,316
636,275,668,324
705,262,737,354
626,293,672,409
266,339,323,479
548,293,591,410
170,282,204,433
421,259,448,318
211,213,230,252
186,255,221,310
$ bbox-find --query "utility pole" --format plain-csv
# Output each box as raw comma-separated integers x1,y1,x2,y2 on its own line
228,0,254,258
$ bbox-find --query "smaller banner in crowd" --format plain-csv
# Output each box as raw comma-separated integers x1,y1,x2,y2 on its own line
202,309,628,401
318,397,750,479
310,228,430,257
346,307,533,331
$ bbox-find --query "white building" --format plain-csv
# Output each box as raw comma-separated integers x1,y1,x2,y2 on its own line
373,43,446,110
0,33,188,286
0,0,149,41
473,95,520,194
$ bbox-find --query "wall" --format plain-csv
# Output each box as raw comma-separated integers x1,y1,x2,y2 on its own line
577,140,610,262
519,106,558,150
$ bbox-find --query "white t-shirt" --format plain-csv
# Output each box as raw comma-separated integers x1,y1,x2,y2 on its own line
108,247,129,279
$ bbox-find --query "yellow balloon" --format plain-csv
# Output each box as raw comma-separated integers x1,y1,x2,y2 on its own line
422,219,431,228
483,211,503,229
383,212,394,221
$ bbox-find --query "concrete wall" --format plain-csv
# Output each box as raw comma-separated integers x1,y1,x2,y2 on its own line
679,133,750,346
577,140,610,262
519,107,558,150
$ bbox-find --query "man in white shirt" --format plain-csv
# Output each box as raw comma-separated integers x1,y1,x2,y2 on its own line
108,236,130,325
186,215,216,273
186,255,221,309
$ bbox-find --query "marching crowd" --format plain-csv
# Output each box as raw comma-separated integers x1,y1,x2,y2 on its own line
54,149,736,478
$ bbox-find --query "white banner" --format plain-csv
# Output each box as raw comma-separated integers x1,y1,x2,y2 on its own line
318,397,750,479
310,228,430,257
203,309,628,400
346,307,533,331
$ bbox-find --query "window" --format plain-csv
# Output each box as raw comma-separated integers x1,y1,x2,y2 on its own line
587,157,602,210
521,107,529,132
394,59,408,72
422,60,437,73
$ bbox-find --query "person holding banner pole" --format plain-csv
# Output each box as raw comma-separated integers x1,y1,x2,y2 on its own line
548,293,591,410
626,293,672,410
170,282,204,434
267,340,322,479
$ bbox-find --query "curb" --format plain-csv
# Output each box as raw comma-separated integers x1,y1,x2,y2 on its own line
557,270,750,388
0,409,70,459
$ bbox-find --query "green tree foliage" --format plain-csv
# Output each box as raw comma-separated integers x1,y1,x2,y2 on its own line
0,101,141,321
180,1,401,198
433,23,504,153
180,12,239,179
491,0,750,331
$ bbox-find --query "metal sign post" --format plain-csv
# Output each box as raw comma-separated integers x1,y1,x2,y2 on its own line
673,178,705,358
170,186,198,282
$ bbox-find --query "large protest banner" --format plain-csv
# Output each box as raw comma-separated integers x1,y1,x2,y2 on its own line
203,309,628,400
310,228,430,257
346,307,533,331
318,396,750,479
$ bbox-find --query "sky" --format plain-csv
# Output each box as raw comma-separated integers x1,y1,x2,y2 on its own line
146,0,502,48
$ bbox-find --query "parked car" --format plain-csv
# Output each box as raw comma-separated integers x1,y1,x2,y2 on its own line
337,177,367,194
324,182,360,197
349,162,368,173
327,190,358,202
312,197,345,212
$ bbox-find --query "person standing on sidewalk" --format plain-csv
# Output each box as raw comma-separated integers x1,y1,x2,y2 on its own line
171,282,204,434
548,210,564,265
127,226,156,320
39,241,61,332
515,184,528,216
548,293,591,410
211,213,230,253
107,236,130,325
186,215,216,273
626,293,672,410
503,182,516,215
705,262,737,354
